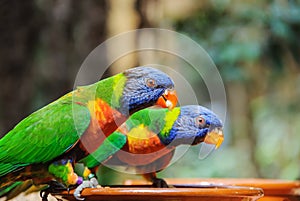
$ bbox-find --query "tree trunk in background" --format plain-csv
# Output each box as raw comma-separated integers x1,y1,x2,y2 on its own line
0,0,41,136
106,0,140,74
226,82,261,177
0,0,107,137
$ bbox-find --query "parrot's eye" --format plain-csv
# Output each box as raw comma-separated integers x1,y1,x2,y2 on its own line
146,78,157,88
195,116,206,128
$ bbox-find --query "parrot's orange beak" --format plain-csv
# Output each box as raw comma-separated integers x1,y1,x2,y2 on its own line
204,128,224,149
156,89,178,110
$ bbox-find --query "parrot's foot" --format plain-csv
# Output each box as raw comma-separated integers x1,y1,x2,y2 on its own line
73,174,101,200
152,178,169,188
143,173,169,188
40,180,68,201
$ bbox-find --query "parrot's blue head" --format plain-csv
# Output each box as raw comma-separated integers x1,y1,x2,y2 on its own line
120,66,177,115
164,105,224,147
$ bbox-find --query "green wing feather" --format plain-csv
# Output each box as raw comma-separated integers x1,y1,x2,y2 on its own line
0,97,91,176
79,131,127,168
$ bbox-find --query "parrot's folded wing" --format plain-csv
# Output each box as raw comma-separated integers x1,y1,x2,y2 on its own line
0,100,91,176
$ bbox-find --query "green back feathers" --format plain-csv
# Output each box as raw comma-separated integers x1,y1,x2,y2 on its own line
63,73,126,108
95,73,127,108
126,107,181,137
126,108,166,133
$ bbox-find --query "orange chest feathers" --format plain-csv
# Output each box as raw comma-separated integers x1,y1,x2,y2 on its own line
79,99,126,154
116,125,174,166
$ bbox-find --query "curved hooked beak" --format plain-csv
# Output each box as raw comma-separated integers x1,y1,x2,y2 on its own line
156,89,178,109
203,128,224,149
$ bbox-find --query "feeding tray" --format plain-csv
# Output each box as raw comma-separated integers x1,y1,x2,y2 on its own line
125,178,300,201
52,183,263,201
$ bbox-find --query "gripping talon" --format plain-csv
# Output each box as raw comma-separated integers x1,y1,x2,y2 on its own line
143,173,169,188
40,190,50,201
39,180,67,201
152,178,169,188
74,192,85,201
73,176,100,200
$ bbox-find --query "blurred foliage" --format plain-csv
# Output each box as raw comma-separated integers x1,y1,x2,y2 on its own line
175,0,300,81
167,0,300,179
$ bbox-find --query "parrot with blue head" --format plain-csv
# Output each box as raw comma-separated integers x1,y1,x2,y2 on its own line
0,66,177,200
76,105,224,199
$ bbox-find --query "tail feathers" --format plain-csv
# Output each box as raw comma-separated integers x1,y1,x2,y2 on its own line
0,163,18,177
0,180,34,200
0,182,23,198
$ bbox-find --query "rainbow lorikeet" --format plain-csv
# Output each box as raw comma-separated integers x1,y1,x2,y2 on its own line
0,67,177,199
73,105,223,199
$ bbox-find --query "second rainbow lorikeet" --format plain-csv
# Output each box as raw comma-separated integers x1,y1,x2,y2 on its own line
0,66,177,200
73,105,223,199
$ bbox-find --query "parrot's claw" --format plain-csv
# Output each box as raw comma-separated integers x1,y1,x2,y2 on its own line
152,178,169,188
40,190,50,201
73,177,101,200
40,180,67,201
74,193,85,201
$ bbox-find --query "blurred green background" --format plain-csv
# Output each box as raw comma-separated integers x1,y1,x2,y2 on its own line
1,0,300,187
